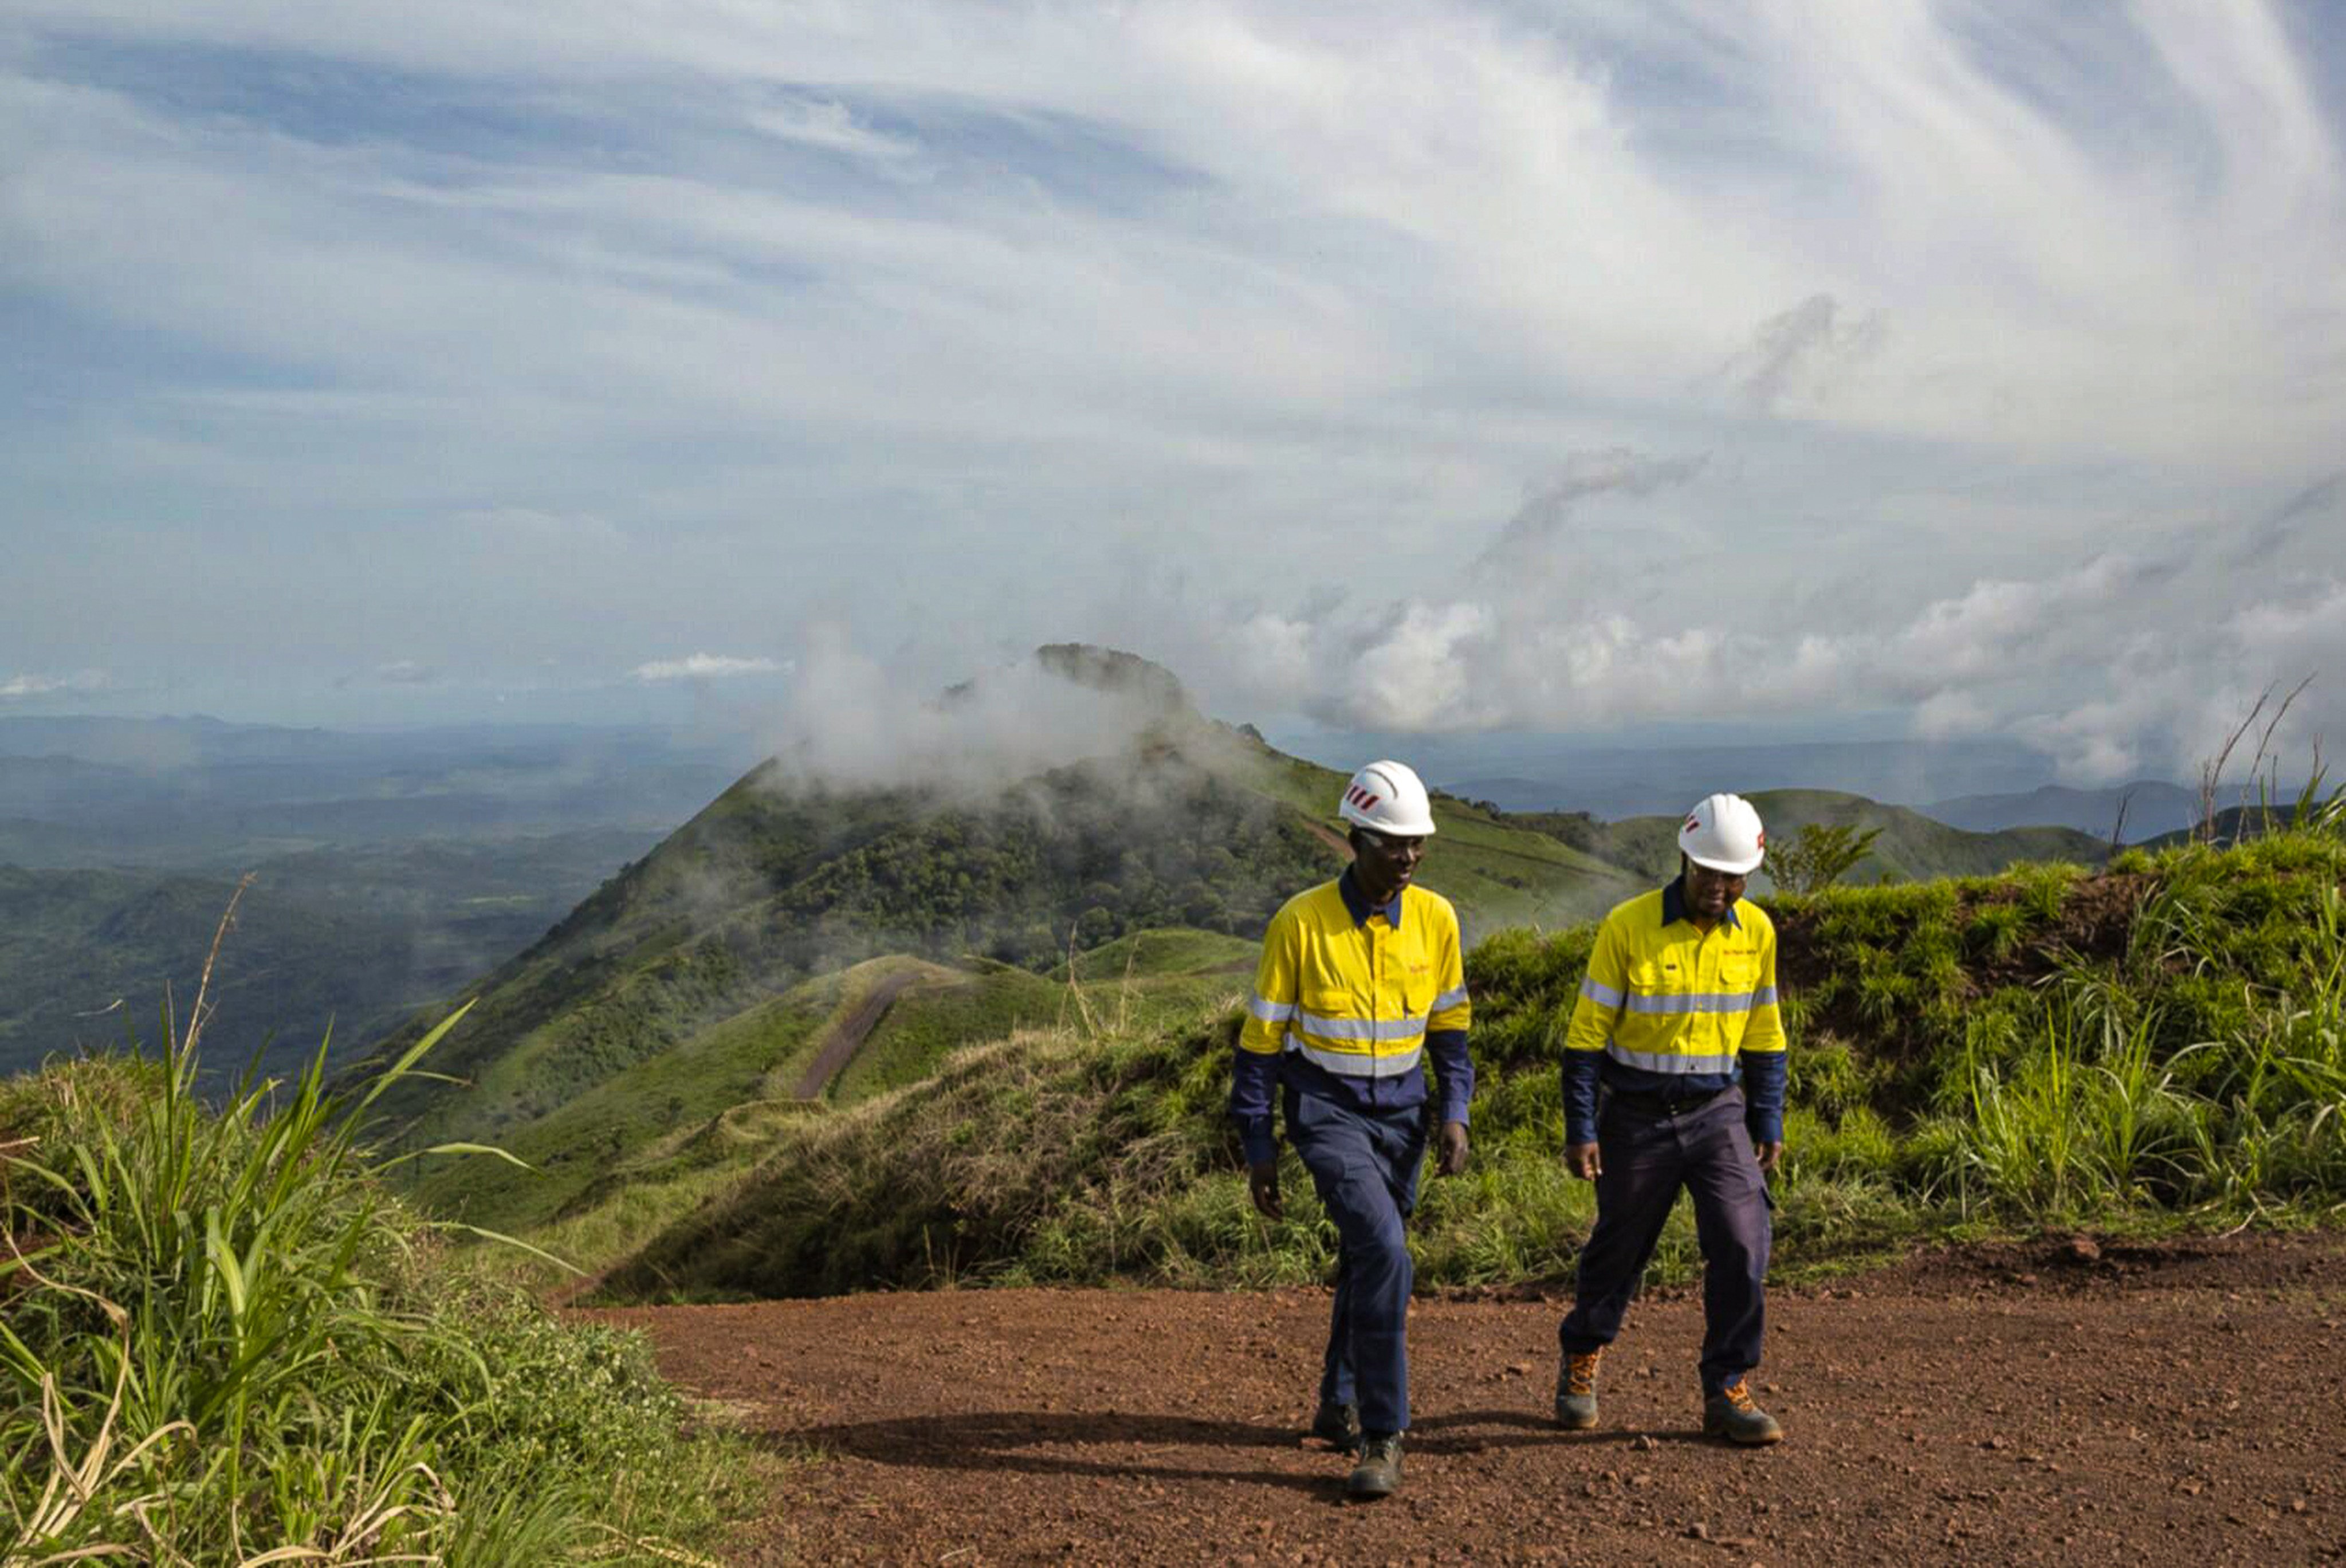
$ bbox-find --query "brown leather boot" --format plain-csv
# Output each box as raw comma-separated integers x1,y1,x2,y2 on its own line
1702,1378,1784,1445
1554,1348,1602,1429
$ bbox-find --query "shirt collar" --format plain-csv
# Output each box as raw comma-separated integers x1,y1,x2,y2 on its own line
1661,874,1740,930
1338,867,1404,928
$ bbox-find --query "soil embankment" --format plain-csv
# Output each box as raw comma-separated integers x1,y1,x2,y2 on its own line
594,1230,2346,1565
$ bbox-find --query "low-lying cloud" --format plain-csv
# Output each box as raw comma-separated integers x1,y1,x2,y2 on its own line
1,670,110,700
752,630,1185,795
1149,471,2346,787
633,653,785,683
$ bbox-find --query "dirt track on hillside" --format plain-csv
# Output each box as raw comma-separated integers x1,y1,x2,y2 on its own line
788,973,924,1098
591,1230,2346,1565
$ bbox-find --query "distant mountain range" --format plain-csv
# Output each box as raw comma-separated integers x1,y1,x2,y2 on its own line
0,715,752,870
1920,782,2200,843
1303,733,2064,819
1514,788,2107,885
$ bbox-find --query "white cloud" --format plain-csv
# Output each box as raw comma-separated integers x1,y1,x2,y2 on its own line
631,653,783,683
750,628,1180,792
0,2,2341,757
0,669,109,699
747,97,918,163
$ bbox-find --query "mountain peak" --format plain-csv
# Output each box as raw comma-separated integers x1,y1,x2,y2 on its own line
1031,645,1188,714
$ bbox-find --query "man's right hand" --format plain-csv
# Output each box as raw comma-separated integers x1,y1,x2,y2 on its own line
1248,1160,1283,1220
1565,1142,1602,1181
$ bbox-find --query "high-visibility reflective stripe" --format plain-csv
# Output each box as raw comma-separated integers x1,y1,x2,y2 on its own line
1751,985,1778,1007
1249,995,1296,1023
1622,990,1767,1016
1432,985,1469,1011
1580,978,1625,1008
1608,1043,1739,1074
1296,1011,1428,1043
1290,1040,1426,1079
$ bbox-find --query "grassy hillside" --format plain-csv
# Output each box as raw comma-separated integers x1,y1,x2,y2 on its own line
1519,788,2108,886
590,829,2346,1301
416,932,1274,1237
350,658,1634,1175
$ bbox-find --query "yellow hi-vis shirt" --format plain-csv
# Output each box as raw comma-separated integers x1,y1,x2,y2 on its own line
1229,875,1473,1165
1565,885,1787,1079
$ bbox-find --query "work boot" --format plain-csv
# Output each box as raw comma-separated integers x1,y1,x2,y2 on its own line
1309,1401,1361,1449
1347,1431,1404,1499
1554,1348,1603,1429
1702,1378,1784,1445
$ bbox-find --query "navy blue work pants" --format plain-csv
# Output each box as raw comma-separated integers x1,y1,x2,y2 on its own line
1284,1088,1425,1436
1558,1087,1771,1396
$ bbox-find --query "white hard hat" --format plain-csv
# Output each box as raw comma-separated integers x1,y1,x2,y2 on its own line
1338,760,1437,837
1679,792,1766,875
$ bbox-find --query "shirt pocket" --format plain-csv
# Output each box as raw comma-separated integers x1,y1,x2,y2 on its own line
1716,952,1761,991
1302,985,1362,1027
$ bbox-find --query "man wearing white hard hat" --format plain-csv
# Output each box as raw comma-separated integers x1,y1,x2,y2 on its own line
1551,792,1789,1445
1230,760,1473,1499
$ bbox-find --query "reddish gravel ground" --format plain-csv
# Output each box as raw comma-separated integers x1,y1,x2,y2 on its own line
591,1230,2346,1565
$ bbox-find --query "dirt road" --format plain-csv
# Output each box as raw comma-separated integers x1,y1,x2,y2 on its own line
788,972,923,1099
595,1231,2346,1565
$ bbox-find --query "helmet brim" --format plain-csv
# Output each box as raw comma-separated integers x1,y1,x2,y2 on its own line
1685,849,1763,876
1341,804,1437,837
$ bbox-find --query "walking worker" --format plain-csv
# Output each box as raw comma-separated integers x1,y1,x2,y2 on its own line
1230,760,1473,1500
1553,792,1789,1445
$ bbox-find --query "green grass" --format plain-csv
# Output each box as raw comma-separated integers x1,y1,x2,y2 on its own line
406,966,851,1231
0,1000,752,1563
832,966,1066,1103
579,829,2346,1303
1046,925,1256,982
410,945,1258,1244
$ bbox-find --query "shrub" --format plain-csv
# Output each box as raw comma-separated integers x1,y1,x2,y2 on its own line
1,997,748,1564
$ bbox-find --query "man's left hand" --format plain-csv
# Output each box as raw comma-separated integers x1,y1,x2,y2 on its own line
1754,1139,1784,1174
1436,1119,1470,1177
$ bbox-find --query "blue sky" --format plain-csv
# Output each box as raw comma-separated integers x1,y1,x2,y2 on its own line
4,2,2344,783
